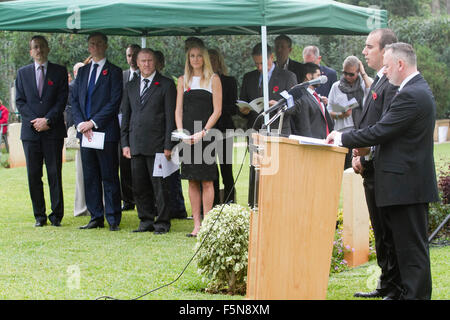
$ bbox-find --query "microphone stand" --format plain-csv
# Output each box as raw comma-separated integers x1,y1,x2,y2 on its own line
248,104,288,211
261,104,288,135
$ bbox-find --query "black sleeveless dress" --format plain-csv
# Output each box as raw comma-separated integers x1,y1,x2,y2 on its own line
180,80,218,181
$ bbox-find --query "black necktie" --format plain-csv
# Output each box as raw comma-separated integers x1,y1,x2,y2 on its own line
371,75,380,91
131,71,138,82
140,79,150,104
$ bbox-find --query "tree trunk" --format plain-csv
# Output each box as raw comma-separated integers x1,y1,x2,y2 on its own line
431,0,440,15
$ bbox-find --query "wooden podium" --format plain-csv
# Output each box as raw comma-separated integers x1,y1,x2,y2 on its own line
246,134,347,300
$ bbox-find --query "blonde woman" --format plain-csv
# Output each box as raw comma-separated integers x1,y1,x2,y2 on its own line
175,44,222,237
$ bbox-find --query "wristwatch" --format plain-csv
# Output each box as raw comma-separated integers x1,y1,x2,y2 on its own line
46,118,51,127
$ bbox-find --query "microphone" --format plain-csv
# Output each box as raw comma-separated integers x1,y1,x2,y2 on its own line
297,75,328,88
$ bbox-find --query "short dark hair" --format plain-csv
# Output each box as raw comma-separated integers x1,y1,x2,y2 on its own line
371,28,397,50
252,42,272,56
274,34,292,48
303,62,320,81
29,35,48,49
127,43,141,52
88,32,108,43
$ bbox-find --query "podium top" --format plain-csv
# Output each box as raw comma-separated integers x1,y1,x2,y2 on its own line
252,133,348,154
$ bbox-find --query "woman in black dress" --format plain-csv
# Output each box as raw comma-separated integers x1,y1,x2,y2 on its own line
175,43,222,237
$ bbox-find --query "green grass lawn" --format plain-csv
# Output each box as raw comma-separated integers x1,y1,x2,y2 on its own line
0,141,448,300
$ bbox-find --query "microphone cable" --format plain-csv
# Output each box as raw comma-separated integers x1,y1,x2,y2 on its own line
95,134,249,300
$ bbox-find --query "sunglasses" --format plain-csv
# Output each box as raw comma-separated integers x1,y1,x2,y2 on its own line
342,71,356,77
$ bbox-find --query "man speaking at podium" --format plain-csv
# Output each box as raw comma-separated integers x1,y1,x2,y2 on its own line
326,43,439,300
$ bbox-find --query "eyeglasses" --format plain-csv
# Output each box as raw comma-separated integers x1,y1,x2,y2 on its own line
342,71,356,77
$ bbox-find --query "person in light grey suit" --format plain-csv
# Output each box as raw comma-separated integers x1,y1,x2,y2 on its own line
121,48,176,235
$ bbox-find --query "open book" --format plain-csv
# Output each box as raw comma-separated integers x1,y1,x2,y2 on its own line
236,97,264,113
330,96,359,113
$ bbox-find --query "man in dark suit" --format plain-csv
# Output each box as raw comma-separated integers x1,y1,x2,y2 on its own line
71,32,123,231
327,43,439,300
352,28,401,300
119,43,141,212
303,45,337,97
274,34,306,84
121,48,176,235
289,62,334,139
15,35,68,227
239,43,297,208
239,43,297,132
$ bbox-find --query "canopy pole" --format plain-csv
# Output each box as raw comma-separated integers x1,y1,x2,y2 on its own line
141,37,146,48
260,26,270,129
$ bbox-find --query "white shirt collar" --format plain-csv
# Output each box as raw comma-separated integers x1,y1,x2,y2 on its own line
399,71,420,92
376,66,385,80
90,57,106,70
34,61,48,71
140,71,156,83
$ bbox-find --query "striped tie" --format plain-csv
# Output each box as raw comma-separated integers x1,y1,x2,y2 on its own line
140,78,150,105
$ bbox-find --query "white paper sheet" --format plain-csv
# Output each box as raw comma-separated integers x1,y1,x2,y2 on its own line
153,153,180,178
81,131,105,150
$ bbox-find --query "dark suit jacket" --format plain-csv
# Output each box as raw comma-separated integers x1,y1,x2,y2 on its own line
71,60,123,142
239,66,297,132
215,74,238,131
355,74,398,172
15,61,68,141
355,74,397,130
121,72,176,156
342,74,439,207
315,64,337,97
287,59,306,84
289,87,334,139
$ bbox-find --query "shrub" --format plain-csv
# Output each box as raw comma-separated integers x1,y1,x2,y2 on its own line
194,203,250,295
429,164,450,241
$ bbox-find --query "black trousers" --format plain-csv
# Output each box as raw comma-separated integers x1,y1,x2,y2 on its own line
118,143,134,206
214,135,235,205
81,142,122,226
22,138,64,224
131,154,171,231
381,203,432,300
363,172,402,297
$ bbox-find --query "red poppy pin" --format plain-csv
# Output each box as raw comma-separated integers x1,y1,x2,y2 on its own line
186,87,191,92
47,80,54,86
371,90,377,100
154,81,160,86
273,85,279,94
102,69,108,76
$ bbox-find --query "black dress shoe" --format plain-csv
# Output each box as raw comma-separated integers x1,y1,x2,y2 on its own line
79,220,104,229
154,229,168,235
34,221,47,227
121,203,135,211
50,220,61,227
354,289,384,298
132,226,154,233
109,224,120,231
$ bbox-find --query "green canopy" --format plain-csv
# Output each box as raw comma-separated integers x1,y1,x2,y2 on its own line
0,0,387,36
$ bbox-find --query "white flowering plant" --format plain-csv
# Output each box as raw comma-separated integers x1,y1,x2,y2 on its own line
194,203,251,295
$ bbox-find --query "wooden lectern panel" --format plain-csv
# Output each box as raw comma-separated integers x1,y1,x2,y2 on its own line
246,135,347,300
